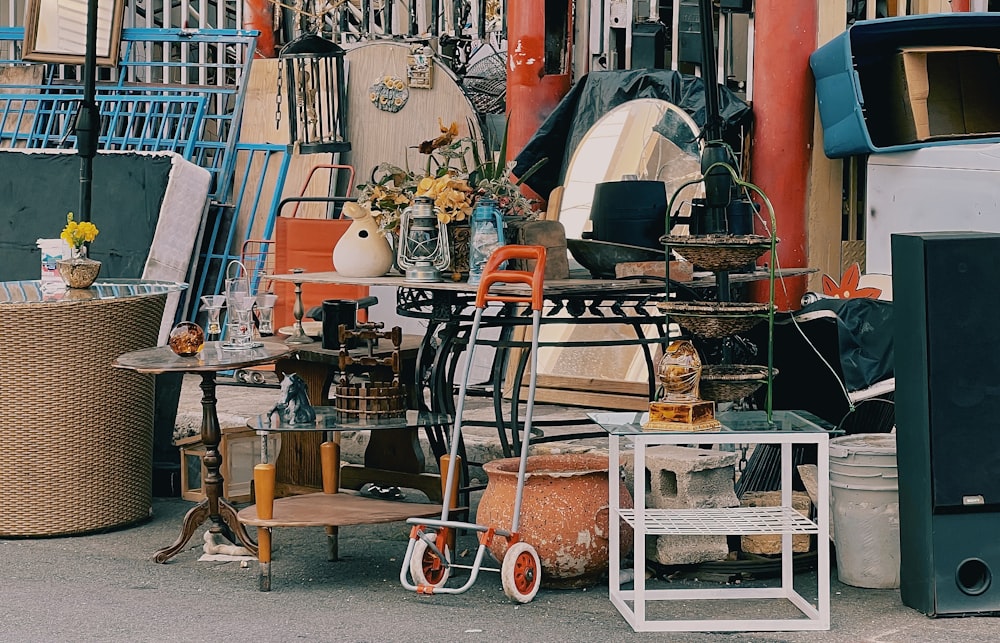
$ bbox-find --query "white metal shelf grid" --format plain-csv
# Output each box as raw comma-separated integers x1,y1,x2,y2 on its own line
620,506,819,535
598,415,831,633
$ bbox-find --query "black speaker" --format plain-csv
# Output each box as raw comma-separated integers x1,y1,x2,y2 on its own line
892,231,1000,616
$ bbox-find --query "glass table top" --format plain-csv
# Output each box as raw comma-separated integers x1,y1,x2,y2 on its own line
588,409,835,436
0,279,186,304
248,408,453,433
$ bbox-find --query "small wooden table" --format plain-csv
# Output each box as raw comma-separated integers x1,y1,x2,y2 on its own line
238,408,451,590
113,341,291,562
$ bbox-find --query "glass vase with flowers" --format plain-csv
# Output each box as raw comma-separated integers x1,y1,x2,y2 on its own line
56,212,101,288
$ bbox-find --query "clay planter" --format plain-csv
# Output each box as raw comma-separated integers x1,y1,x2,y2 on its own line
477,453,634,589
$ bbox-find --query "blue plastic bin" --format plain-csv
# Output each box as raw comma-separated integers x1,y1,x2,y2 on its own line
811,13,1000,158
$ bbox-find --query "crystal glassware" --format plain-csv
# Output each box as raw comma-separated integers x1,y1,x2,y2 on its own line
255,292,278,336
200,294,226,338
225,276,256,348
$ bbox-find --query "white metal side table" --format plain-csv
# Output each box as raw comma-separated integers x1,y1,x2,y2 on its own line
590,410,831,633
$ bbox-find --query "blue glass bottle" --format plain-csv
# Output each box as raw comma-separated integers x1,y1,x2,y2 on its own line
468,197,505,285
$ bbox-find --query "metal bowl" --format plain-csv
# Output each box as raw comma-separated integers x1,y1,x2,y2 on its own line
566,238,665,279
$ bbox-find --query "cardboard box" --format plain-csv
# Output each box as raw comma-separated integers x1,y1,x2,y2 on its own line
891,46,1000,144
810,13,1000,157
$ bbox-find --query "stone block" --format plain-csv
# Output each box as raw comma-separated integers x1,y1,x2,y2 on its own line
510,219,569,279
740,490,813,554
622,445,739,510
647,533,731,565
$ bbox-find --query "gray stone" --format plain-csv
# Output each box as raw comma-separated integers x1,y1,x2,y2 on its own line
622,445,739,510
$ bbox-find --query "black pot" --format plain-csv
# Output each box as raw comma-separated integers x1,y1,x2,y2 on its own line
589,180,668,250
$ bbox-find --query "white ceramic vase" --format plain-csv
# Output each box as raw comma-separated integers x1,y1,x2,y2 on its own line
332,202,394,277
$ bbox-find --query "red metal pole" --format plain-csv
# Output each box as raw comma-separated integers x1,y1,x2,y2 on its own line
748,0,817,310
506,0,573,180
244,0,277,58
951,0,972,11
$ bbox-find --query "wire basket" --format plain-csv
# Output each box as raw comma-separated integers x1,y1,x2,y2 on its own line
658,300,772,338
661,234,773,272
700,364,777,402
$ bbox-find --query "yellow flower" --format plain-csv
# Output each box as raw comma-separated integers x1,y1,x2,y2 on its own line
60,212,99,249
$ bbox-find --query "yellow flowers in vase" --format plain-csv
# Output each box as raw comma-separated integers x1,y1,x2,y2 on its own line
60,212,100,259
57,212,102,288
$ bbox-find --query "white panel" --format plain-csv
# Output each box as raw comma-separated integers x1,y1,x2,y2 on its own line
866,144,1000,274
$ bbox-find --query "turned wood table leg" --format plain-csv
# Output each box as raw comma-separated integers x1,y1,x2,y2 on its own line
258,527,272,592
154,371,258,562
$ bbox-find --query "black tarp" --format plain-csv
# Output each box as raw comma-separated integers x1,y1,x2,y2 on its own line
744,297,895,428
512,69,753,198
0,151,172,280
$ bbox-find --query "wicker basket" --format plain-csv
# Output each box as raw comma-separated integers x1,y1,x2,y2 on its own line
700,364,777,402
657,301,772,338
661,234,773,272
0,293,166,537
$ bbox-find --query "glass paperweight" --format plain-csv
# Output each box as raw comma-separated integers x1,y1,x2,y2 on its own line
656,339,702,402
168,321,205,356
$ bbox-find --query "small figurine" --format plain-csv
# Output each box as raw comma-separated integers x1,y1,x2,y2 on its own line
271,373,316,425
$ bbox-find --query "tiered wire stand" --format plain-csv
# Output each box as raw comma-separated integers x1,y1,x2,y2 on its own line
599,170,830,632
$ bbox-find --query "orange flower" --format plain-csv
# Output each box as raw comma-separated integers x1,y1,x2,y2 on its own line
821,263,883,300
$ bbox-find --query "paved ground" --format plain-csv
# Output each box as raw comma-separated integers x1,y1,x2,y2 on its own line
4,376,999,642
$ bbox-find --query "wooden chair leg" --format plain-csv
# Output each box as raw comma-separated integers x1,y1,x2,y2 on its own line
258,527,272,592
326,526,339,561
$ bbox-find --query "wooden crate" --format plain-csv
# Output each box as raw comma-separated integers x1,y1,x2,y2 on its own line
178,427,281,503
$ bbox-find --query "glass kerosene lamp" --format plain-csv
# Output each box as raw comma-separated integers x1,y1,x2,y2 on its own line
396,195,450,282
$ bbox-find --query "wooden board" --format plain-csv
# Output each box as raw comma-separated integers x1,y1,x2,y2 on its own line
238,490,440,527
238,58,340,244
0,65,46,148
342,41,482,194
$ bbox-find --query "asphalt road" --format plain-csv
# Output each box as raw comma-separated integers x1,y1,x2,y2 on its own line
4,496,999,643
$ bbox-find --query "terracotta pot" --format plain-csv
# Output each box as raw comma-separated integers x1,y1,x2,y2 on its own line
477,453,633,588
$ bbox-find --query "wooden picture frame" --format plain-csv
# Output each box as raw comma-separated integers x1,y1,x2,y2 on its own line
23,0,125,66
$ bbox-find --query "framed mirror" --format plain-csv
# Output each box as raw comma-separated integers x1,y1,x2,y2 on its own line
23,0,125,66
559,98,704,242
502,99,707,410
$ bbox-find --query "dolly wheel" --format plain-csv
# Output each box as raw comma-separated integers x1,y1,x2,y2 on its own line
410,539,450,588
501,542,541,603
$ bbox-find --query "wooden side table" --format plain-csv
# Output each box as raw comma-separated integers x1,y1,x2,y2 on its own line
113,341,291,563
238,408,451,590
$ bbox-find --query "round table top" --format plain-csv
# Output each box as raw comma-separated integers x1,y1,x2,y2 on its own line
1,279,185,305
113,340,291,374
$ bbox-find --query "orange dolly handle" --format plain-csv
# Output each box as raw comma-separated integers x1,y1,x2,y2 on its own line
474,245,547,312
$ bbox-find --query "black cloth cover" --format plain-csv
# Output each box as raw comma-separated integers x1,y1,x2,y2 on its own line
512,69,752,198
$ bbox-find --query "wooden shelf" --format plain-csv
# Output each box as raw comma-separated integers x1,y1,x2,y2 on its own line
238,490,440,528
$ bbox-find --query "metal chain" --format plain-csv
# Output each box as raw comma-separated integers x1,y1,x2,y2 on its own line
275,65,283,129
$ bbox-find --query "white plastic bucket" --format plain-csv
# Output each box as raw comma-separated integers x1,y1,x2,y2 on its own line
829,433,899,589
36,238,70,286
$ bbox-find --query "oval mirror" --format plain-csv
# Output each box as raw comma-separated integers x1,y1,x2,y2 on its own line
558,98,704,242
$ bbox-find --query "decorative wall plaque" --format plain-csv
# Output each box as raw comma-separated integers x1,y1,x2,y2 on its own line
406,44,434,89
369,75,409,113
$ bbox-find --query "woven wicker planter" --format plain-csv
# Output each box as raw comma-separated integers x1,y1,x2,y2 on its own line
661,234,773,272
0,292,166,536
657,300,772,338
700,364,777,402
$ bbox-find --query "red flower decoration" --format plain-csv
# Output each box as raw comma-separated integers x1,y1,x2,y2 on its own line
822,263,883,300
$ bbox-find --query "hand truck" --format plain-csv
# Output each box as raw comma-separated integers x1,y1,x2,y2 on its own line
400,245,547,603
